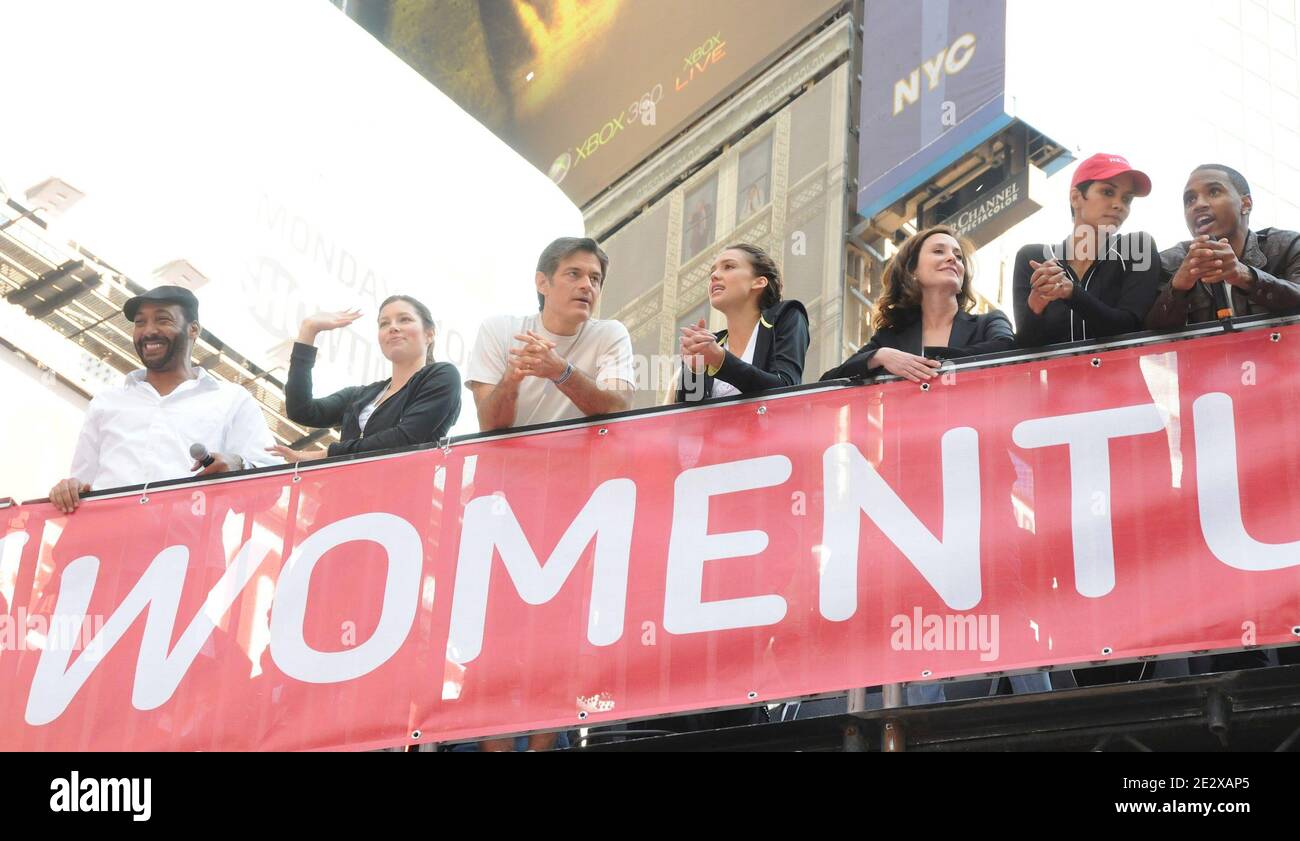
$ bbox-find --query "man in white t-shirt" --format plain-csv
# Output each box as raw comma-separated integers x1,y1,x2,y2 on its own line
467,237,634,431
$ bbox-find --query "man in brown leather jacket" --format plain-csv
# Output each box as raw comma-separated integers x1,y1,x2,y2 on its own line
1146,164,1300,329
1146,164,1300,675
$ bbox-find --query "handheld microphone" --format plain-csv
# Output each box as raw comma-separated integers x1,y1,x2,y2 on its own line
1211,284,1233,320
1211,237,1233,320
189,443,215,468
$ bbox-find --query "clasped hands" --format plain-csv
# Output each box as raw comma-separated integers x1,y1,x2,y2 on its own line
679,318,725,373
1172,235,1251,291
508,331,567,382
1026,259,1075,314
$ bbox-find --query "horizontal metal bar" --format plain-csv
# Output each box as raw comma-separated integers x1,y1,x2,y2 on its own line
22,315,1300,505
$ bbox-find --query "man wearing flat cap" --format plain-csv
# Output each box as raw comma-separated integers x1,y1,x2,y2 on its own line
48,286,280,513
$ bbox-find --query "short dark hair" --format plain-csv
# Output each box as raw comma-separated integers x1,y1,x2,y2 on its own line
722,242,783,311
535,237,609,310
380,294,436,364
1069,179,1096,221
1193,163,1251,197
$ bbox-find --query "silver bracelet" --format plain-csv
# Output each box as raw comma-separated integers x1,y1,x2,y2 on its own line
552,362,574,385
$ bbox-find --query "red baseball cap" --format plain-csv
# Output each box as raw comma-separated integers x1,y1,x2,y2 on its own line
1071,153,1152,197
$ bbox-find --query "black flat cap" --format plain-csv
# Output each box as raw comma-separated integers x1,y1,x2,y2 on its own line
123,285,199,322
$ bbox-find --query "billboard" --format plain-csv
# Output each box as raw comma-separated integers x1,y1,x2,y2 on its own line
928,164,1048,247
376,0,843,205
0,0,582,446
858,0,1008,219
3,324,1299,749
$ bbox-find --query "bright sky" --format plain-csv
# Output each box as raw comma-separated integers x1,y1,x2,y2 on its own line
0,0,583,437
977,0,1300,305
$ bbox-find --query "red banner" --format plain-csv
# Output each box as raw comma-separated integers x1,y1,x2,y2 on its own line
3,326,1299,750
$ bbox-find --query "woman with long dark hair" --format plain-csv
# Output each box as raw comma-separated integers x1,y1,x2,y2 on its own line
271,294,461,461
676,242,809,402
821,224,1014,382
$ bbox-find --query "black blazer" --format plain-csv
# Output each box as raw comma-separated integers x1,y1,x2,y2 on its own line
675,300,810,403
820,309,1015,380
285,342,462,456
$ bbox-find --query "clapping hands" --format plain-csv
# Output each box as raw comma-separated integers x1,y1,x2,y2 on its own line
680,318,724,372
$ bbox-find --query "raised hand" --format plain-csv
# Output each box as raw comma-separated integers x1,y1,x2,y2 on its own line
298,309,363,344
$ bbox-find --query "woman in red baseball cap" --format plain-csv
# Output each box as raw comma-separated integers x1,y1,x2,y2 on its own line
1012,153,1162,347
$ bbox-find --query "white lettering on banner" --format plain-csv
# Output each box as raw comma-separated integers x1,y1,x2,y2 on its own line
270,513,423,683
25,539,271,726
1012,404,1165,597
0,531,29,610
20,388,1300,731
820,429,983,619
447,479,636,664
663,457,792,634
1194,393,1300,570
893,33,978,116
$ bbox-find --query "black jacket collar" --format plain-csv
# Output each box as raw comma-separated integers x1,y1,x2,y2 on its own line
892,309,978,354
716,300,808,362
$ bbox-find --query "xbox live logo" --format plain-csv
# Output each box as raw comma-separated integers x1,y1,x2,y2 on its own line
548,152,572,185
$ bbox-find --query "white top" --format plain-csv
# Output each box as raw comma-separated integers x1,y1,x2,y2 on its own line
69,368,281,491
709,329,757,399
357,395,380,432
466,314,635,427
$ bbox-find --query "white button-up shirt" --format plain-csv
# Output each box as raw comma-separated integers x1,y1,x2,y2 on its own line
70,368,281,491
